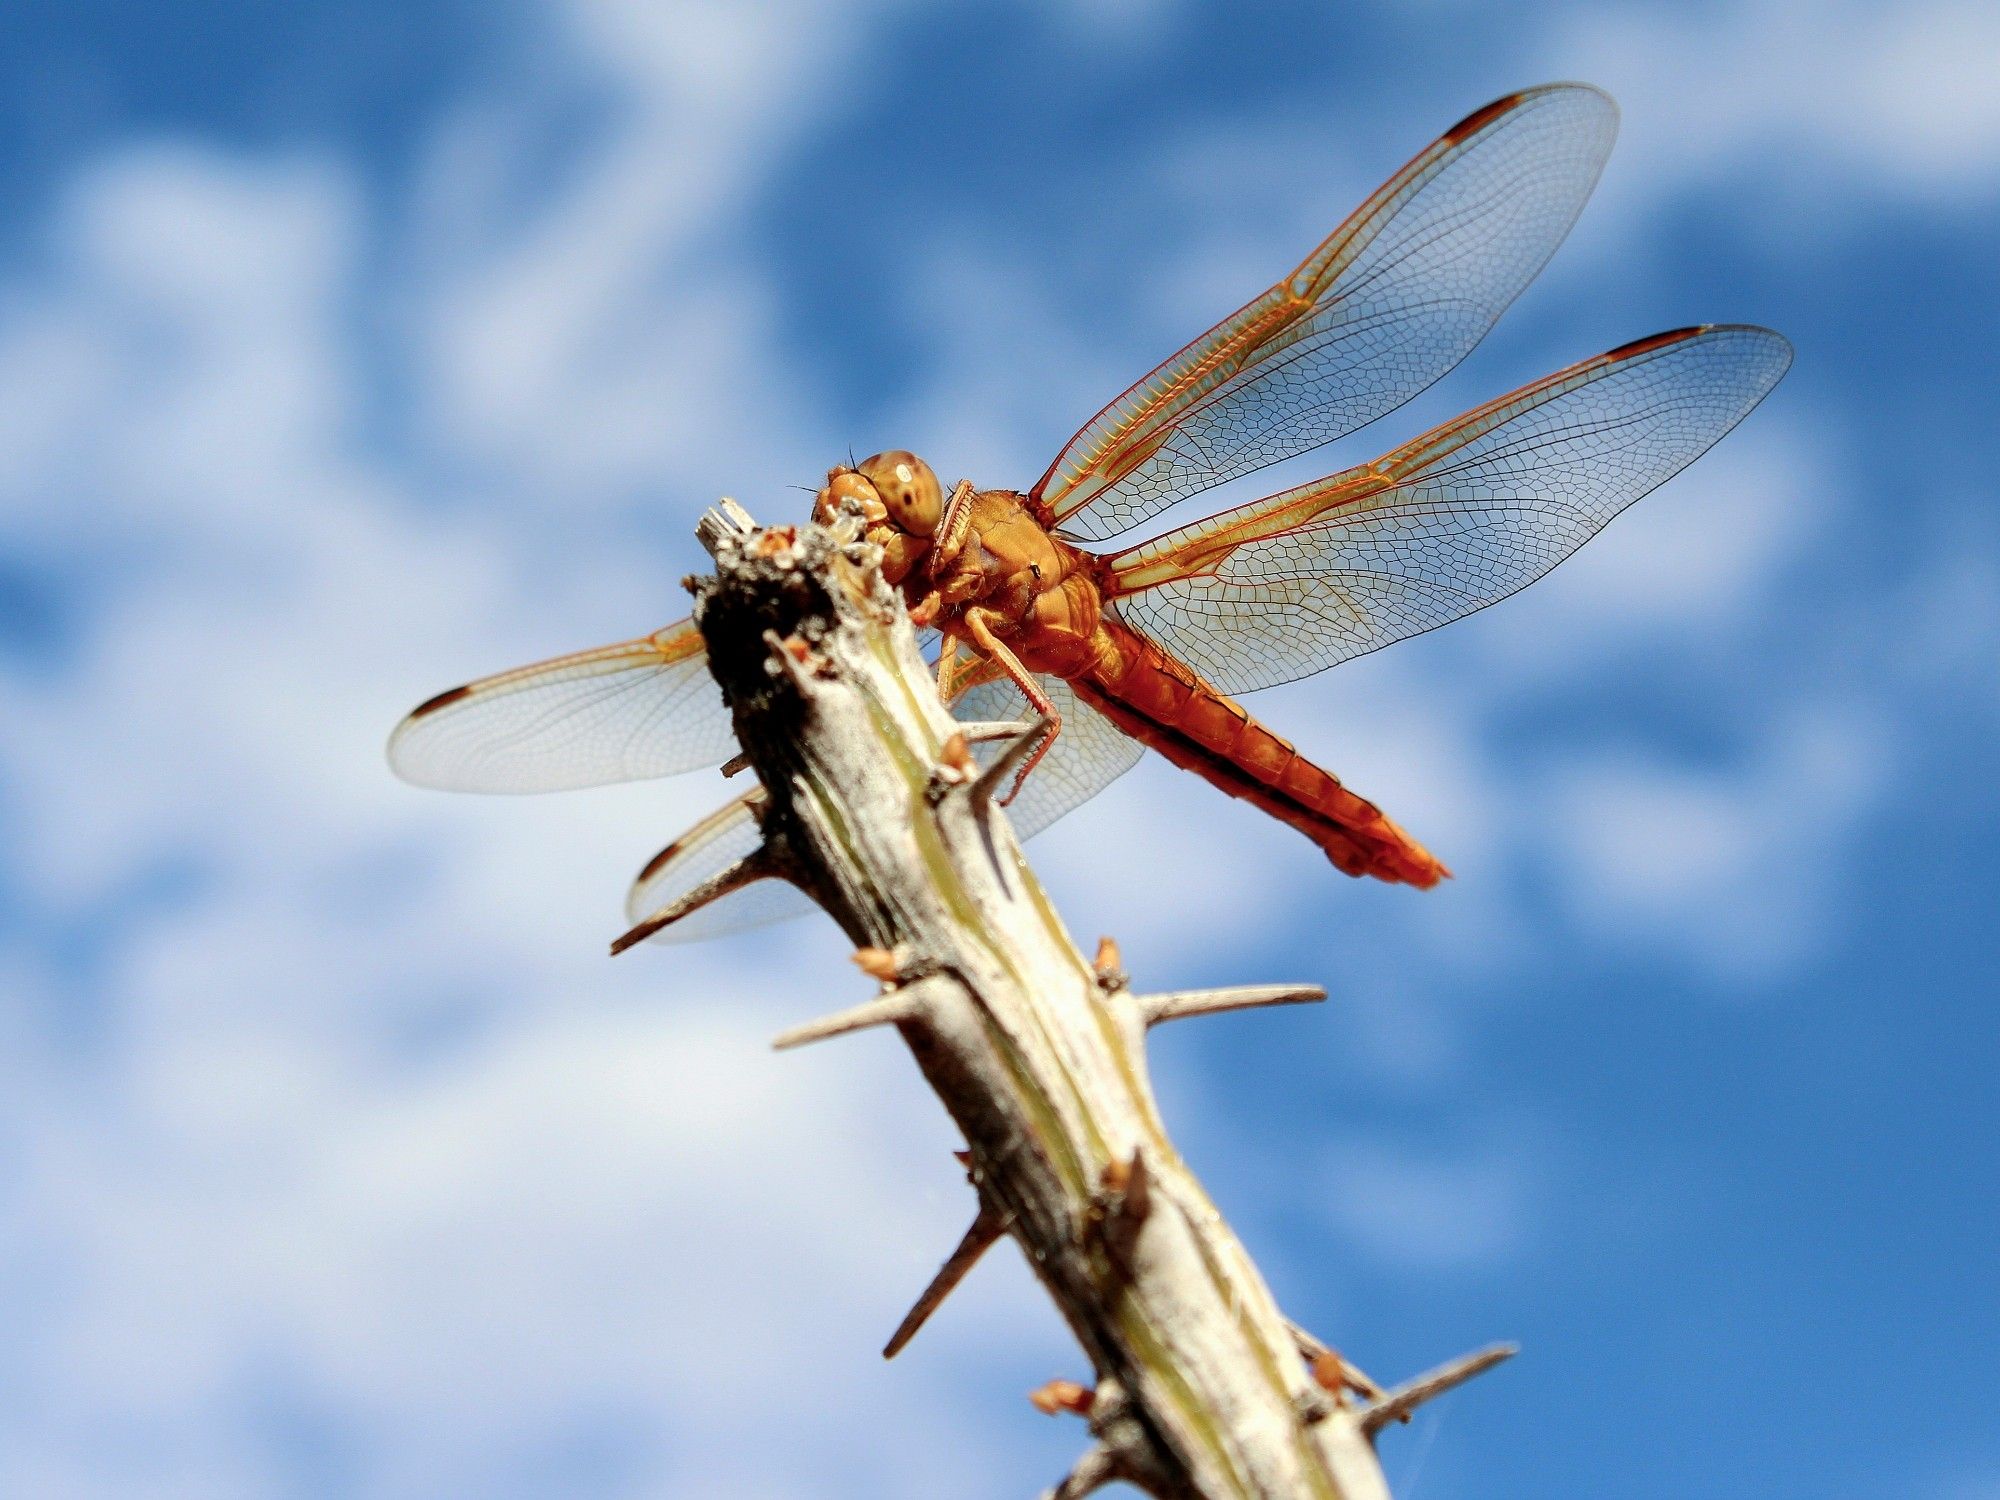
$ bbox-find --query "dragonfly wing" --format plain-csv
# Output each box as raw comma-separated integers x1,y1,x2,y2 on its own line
388,618,736,793
1037,84,1618,541
623,789,819,945
1108,325,1793,695
951,673,1145,839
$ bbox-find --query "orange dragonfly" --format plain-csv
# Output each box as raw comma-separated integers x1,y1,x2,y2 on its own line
389,83,1790,944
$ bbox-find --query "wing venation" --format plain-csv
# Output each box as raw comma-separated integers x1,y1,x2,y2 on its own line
387,618,735,793
1108,325,1793,695
1035,83,1619,541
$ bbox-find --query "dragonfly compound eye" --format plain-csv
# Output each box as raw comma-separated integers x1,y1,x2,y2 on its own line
856,450,942,536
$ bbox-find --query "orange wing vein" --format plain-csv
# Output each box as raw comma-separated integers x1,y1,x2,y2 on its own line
1107,324,1793,695
1033,83,1618,541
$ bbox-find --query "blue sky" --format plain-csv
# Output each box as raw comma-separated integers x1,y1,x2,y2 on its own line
1,2,1996,1497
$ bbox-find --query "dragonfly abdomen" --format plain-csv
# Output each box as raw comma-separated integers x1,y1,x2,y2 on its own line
1074,625,1449,889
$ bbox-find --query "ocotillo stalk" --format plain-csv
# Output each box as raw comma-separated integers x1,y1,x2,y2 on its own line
661,502,1509,1498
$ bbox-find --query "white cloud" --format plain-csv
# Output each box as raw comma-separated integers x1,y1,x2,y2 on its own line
1540,700,1892,983
409,0,913,512
1559,0,2000,207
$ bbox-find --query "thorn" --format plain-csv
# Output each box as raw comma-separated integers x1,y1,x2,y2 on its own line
1286,1319,1384,1400
1137,983,1326,1027
1042,1443,1121,1500
771,982,937,1051
610,846,784,954
1028,1379,1095,1418
1121,1147,1151,1227
966,714,1051,809
1094,1147,1151,1263
720,750,753,778
850,945,902,982
951,718,1035,744
951,1149,974,1169
1359,1343,1517,1436
882,1202,1007,1359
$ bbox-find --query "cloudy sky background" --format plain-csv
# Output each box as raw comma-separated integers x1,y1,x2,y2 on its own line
2,1,1996,1496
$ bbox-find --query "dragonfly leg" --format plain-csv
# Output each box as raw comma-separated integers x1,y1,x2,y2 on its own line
935,633,962,696
930,479,976,571
962,608,1060,805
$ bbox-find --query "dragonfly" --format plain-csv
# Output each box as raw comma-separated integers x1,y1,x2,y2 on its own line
389,83,1790,945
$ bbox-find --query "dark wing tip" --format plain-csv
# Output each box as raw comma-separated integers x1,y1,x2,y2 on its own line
1601,326,1710,361
635,839,684,885
1442,91,1525,144
407,682,474,721
1600,324,1793,375
1441,82,1618,146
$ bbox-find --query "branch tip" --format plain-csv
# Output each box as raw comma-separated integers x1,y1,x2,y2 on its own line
695,498,755,555
1091,936,1127,991
1028,1378,1096,1418
850,945,902,982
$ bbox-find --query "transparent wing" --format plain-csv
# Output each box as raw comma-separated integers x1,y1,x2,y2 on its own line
1108,325,1792,695
952,674,1144,839
388,618,735,793
621,671,1144,946
623,789,819,945
1035,84,1618,542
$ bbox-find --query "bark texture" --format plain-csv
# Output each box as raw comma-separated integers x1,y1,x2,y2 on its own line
665,502,1505,1498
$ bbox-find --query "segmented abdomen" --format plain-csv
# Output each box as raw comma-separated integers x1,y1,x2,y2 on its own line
1075,623,1448,888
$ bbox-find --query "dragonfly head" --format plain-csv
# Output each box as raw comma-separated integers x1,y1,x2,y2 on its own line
814,451,943,537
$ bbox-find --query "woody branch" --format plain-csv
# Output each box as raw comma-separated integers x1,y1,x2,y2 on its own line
666,501,1509,1498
